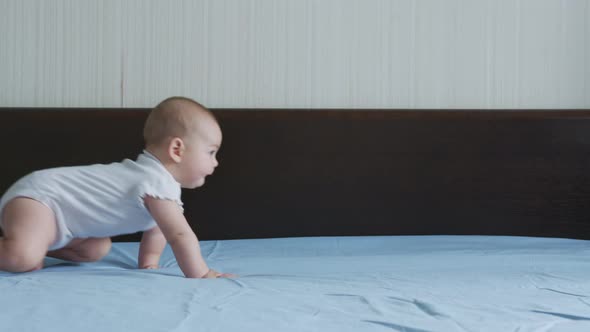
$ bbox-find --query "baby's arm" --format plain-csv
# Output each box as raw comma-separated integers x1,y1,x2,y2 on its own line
143,196,210,278
138,226,166,269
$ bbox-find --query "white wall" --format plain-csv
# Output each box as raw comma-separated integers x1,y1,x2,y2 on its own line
0,0,588,109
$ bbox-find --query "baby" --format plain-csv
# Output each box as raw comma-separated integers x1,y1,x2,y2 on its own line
0,96,233,278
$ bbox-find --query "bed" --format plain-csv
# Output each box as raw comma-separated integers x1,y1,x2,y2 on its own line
1,108,590,331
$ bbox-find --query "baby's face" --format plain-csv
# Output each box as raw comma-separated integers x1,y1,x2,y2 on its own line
178,119,222,189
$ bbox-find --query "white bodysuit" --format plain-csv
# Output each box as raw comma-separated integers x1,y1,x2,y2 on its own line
0,150,183,250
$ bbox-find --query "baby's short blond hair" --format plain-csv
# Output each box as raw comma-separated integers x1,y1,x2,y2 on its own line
143,96,216,147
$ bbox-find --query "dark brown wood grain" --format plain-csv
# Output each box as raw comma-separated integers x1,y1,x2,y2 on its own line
2,108,590,240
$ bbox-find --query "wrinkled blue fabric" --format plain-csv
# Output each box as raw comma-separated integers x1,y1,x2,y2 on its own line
1,236,589,332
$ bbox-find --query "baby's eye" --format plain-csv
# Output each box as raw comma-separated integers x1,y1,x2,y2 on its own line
209,150,217,155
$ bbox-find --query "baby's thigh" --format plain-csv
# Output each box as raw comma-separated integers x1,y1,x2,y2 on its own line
1,197,57,250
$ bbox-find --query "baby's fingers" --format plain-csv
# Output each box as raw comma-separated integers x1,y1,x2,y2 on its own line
217,272,238,278
140,264,159,270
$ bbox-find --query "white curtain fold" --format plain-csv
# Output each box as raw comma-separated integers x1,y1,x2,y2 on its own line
0,0,588,108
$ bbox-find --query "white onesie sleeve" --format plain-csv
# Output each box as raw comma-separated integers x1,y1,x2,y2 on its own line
135,151,184,212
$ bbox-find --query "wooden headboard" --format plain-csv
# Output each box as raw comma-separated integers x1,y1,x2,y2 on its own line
2,108,590,241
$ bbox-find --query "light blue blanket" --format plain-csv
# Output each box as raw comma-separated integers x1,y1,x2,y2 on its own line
1,236,590,331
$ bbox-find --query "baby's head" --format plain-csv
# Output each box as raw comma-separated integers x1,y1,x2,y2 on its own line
143,96,222,189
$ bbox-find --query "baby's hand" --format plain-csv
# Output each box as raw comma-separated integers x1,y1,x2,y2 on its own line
139,264,159,270
201,269,237,279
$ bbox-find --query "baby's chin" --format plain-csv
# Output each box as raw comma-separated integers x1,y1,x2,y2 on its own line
183,177,206,189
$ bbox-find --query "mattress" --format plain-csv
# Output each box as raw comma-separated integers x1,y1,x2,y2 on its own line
1,235,590,331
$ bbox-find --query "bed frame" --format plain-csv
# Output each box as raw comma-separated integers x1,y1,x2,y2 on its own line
1,108,590,241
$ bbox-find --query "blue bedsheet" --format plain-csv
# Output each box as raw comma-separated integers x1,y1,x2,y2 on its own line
1,235,590,331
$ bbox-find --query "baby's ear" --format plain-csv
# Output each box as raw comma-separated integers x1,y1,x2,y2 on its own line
168,137,185,163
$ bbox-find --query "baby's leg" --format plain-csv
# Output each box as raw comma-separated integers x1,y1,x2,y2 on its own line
48,237,111,263
0,197,57,272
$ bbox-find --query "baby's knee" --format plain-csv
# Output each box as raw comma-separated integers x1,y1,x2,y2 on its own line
93,237,112,260
0,239,45,272
78,237,111,262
